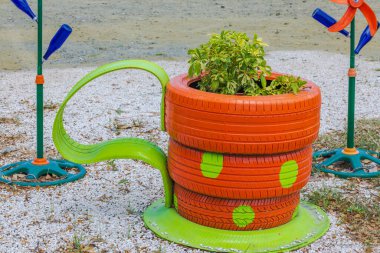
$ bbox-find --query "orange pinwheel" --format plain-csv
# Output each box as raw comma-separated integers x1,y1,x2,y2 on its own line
328,0,378,36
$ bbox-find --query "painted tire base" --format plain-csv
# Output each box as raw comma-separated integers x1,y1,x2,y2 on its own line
165,73,321,155
144,199,330,253
169,139,312,199
174,184,300,231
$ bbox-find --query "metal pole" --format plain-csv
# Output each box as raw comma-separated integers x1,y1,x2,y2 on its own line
36,0,44,158
347,18,356,149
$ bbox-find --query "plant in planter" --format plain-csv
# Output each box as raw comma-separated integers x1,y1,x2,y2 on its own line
52,31,329,252
187,30,307,96
166,30,320,155
160,30,328,251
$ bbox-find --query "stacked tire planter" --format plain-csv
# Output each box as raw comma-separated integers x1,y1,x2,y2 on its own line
165,72,321,231
49,59,329,252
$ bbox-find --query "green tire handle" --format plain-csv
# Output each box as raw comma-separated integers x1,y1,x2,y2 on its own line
52,60,173,207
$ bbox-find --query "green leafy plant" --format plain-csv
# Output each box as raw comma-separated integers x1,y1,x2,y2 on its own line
188,30,306,96
266,75,307,95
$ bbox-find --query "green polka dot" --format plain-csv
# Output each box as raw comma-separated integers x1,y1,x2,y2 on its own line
200,152,223,179
292,205,300,220
173,194,178,211
279,160,299,189
232,206,255,228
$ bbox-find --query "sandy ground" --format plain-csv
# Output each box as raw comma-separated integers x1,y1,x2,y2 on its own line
1,0,380,70
0,51,379,252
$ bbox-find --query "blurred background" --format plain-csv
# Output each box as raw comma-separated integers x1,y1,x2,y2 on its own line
1,0,380,70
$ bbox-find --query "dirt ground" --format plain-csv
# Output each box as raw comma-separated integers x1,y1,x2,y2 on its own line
1,0,380,70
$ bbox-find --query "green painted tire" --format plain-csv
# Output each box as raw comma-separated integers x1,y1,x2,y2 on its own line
144,199,330,253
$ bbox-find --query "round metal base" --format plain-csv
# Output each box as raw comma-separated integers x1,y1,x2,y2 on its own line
313,148,380,178
143,199,330,253
0,159,86,187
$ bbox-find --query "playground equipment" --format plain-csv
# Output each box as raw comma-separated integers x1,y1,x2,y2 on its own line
52,60,329,252
0,0,86,186
312,0,380,178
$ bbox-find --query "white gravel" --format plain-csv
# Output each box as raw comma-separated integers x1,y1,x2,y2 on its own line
0,51,379,252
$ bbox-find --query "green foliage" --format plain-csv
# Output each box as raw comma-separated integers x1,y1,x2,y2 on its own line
268,75,307,95
72,233,84,253
188,30,306,96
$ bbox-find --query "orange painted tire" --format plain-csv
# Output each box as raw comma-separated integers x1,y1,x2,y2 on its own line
174,184,300,231
165,73,321,154
168,139,312,199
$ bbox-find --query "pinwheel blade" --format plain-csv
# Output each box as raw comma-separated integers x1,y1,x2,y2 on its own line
330,0,348,5
328,7,356,33
359,2,378,36
312,8,350,37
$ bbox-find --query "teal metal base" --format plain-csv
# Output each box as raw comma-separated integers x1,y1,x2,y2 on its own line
313,148,380,178
0,159,86,187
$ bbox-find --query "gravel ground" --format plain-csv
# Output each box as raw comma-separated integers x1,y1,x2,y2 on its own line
0,51,379,252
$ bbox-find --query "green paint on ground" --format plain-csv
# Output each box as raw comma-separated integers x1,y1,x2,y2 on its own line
232,205,255,228
200,152,223,179
280,160,299,188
